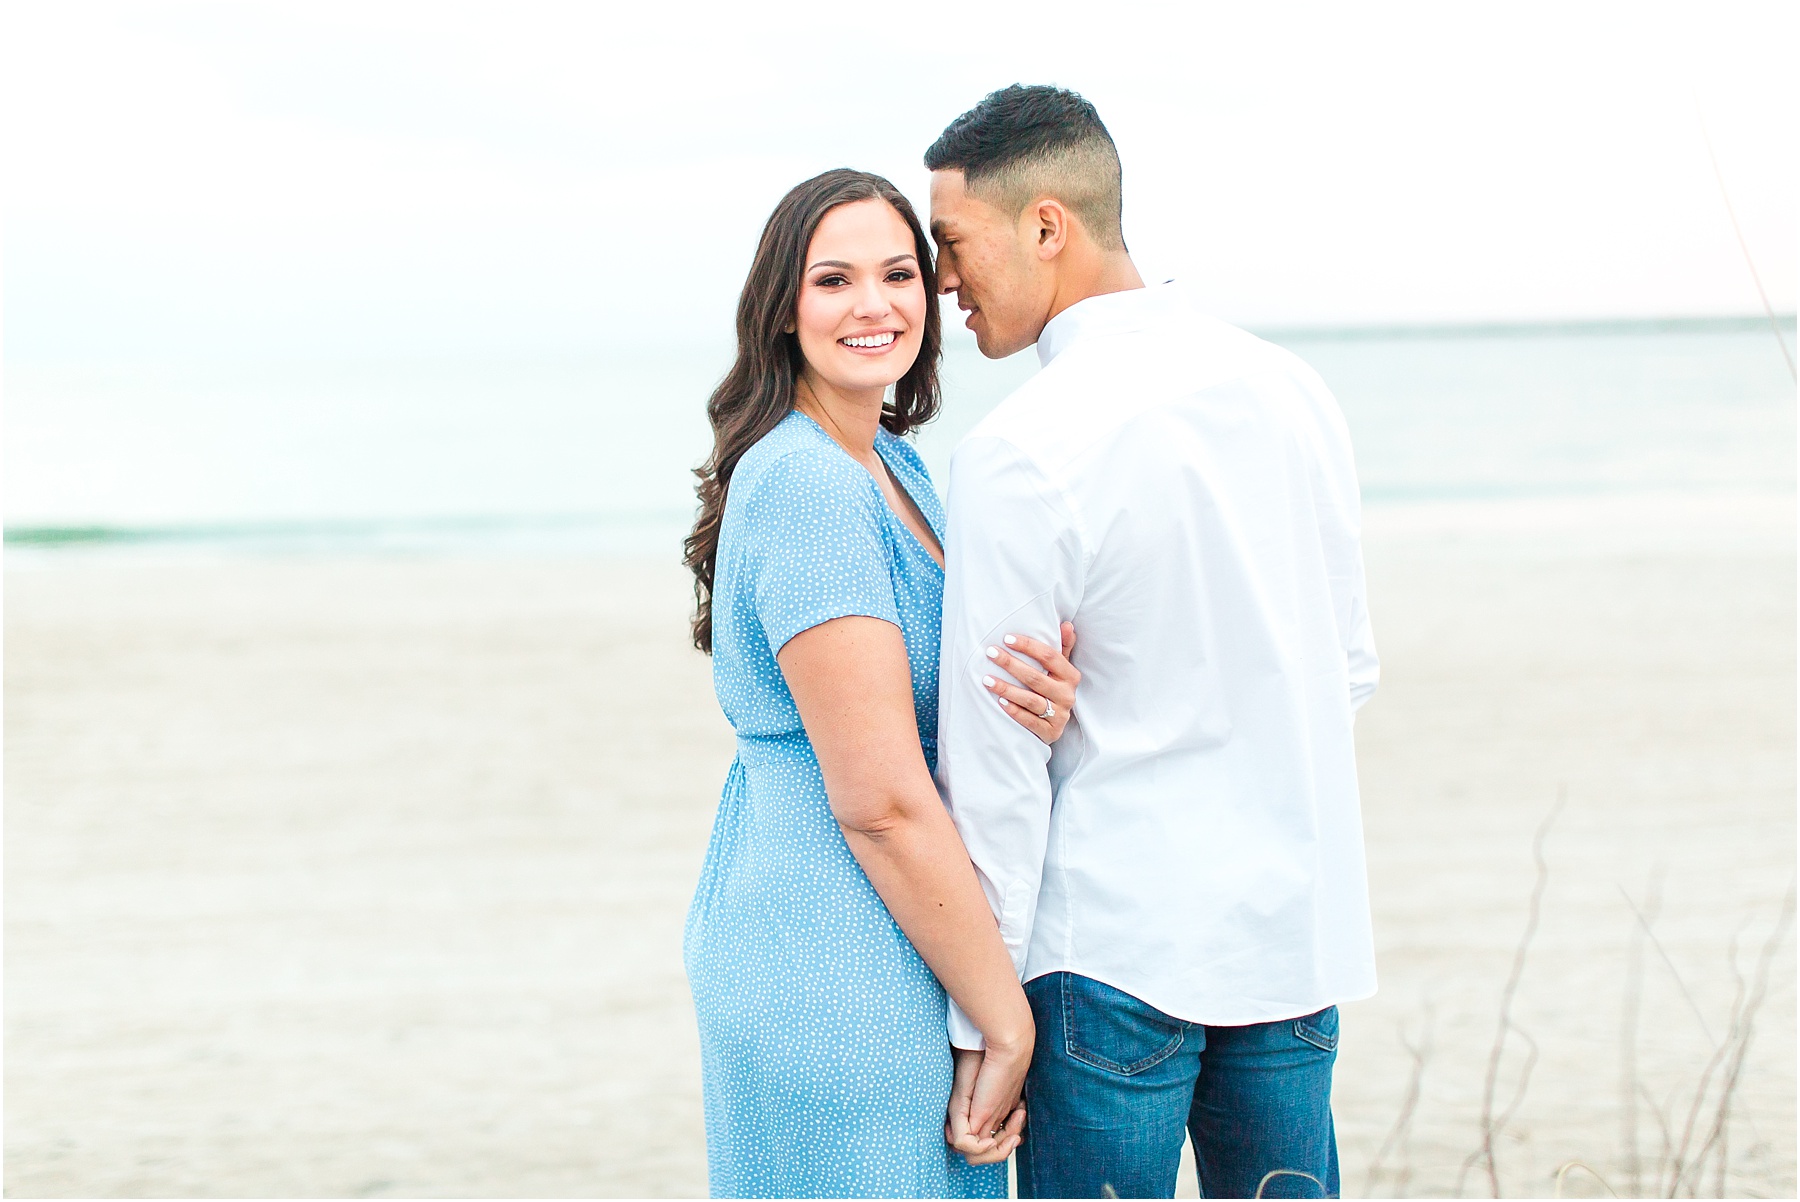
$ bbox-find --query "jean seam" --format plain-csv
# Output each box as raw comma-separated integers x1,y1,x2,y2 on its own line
1021,1108,1038,1198
1294,1020,1338,1053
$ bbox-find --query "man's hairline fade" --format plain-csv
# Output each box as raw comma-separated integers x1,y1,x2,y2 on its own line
947,144,1125,253
924,84,1127,253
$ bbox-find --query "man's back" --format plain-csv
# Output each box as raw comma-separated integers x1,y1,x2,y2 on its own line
936,280,1378,1029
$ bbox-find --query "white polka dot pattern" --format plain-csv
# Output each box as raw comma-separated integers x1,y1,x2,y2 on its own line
684,411,1003,1199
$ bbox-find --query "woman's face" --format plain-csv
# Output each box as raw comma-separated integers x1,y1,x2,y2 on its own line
792,198,927,398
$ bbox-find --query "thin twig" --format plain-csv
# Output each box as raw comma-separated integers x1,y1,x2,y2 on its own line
1689,924,1753,1197
1458,796,1562,1198
1255,1169,1323,1198
1666,919,1752,1196
1365,1007,1433,1198
1692,94,1796,381
1622,882,1771,1191
1618,884,1716,1049
1490,1027,1541,1140
1553,1159,1621,1198
1711,1096,1727,1199
1621,866,1664,1197
1639,1084,1675,1196
1686,885,1795,1199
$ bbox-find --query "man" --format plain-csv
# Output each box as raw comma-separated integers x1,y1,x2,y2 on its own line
928,85,1379,1199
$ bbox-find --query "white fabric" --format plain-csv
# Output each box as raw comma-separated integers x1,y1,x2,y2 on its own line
937,281,1379,1051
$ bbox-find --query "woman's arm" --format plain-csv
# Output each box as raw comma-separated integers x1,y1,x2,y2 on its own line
778,614,1033,1162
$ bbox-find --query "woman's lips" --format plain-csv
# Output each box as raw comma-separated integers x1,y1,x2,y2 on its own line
838,330,901,354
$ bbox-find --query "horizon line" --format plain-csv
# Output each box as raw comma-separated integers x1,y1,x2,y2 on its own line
1248,313,1796,341
11,481,1796,546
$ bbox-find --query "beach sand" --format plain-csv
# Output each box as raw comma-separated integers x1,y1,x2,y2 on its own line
6,494,1793,1198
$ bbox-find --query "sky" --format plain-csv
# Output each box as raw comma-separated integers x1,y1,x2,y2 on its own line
5,0,1796,367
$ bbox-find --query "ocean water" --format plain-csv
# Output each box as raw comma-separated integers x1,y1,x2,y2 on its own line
5,320,1793,560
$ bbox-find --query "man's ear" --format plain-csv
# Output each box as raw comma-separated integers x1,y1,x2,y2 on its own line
1032,198,1071,261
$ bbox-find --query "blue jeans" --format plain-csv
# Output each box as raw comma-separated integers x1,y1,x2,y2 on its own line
1017,973,1340,1199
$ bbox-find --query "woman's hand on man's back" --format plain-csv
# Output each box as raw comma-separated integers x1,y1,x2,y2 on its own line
981,621,1080,744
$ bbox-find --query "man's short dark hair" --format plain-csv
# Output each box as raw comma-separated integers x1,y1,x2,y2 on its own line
925,84,1125,250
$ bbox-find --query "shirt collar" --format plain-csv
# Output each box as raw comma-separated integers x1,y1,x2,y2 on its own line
1036,279,1183,367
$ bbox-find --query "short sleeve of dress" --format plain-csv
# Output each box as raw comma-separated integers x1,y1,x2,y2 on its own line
742,447,900,654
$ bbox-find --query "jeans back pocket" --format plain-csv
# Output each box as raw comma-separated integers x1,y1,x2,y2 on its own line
1293,1006,1340,1053
1058,973,1186,1076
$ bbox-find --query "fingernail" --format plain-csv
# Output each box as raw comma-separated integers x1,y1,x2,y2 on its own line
1004,634,1017,645
982,675,996,688
986,646,999,659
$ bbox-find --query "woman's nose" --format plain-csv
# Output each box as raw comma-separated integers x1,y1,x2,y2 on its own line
851,278,890,319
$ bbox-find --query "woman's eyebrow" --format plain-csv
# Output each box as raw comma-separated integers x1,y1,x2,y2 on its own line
806,253,919,272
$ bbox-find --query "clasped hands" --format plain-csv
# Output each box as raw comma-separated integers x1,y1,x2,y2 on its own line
944,1035,1032,1166
940,625,1074,1165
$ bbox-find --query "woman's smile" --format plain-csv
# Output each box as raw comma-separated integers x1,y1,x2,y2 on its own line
839,329,901,353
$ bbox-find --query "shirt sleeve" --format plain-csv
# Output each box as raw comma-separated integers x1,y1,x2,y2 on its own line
1292,365,1380,713
1341,548,1379,713
745,449,899,654
935,436,1086,1050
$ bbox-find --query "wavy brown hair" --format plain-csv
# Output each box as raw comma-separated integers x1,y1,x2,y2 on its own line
683,169,942,653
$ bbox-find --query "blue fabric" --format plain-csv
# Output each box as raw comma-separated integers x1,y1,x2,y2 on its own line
684,411,1003,1199
1018,973,1340,1199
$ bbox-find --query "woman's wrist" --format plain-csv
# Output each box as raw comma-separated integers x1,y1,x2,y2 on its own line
981,1006,1035,1059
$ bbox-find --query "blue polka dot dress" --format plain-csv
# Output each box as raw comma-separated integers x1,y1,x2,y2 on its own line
684,410,1006,1200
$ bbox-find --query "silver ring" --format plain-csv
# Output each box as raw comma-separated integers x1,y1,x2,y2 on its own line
1041,699,1055,720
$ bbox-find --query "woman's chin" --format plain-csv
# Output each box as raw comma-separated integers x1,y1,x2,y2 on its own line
814,357,920,395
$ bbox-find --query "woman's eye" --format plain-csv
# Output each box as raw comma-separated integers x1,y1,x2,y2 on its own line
886,270,916,283
815,274,848,287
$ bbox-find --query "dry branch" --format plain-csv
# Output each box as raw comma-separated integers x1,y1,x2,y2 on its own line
1365,1008,1433,1198
1458,796,1562,1197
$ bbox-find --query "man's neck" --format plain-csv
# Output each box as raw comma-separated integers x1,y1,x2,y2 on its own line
1044,252,1146,328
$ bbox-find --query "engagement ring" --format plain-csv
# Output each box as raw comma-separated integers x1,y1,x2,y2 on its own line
1041,699,1055,720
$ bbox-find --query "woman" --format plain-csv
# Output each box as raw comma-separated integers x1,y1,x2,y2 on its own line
682,168,1080,1198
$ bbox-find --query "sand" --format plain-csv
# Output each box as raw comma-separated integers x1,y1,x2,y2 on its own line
5,493,1793,1198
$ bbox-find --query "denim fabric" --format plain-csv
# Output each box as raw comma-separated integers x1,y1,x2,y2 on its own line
1018,973,1340,1199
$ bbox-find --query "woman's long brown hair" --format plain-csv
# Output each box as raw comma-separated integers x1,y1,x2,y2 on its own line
683,169,942,653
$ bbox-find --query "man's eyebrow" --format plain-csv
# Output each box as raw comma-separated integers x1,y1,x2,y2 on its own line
929,219,950,238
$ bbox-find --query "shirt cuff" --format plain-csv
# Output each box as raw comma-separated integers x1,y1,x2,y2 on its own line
947,997,986,1051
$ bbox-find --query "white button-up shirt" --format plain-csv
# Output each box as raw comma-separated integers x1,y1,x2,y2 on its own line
936,281,1379,1049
